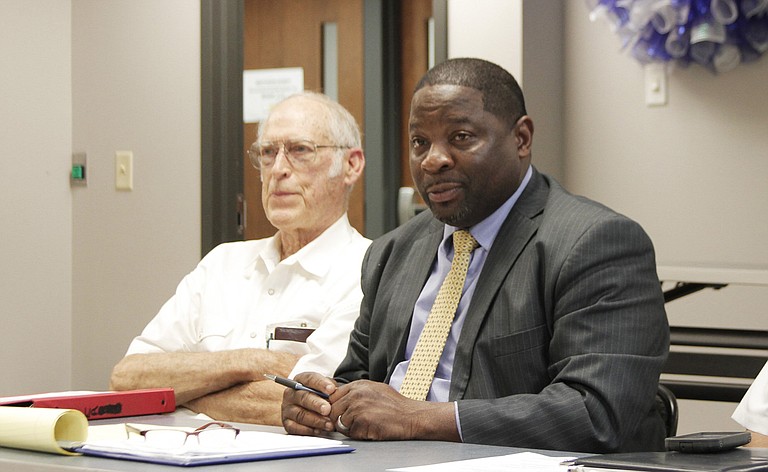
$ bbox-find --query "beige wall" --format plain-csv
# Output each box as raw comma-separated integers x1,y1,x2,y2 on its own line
0,0,73,395
0,0,200,395
70,0,201,389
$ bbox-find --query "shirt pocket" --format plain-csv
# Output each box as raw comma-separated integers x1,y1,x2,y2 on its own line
265,320,316,357
193,317,235,351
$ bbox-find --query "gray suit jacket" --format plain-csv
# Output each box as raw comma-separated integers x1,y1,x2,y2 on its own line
335,168,669,453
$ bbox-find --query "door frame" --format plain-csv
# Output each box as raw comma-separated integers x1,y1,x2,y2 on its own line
201,0,243,256
200,0,402,256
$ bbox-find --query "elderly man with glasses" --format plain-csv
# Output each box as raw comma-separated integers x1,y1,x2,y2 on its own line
110,92,370,426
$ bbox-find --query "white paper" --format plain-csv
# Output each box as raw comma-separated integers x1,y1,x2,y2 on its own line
387,451,577,472
243,67,304,123
80,423,349,464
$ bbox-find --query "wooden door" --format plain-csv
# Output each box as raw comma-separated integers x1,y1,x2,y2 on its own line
399,0,432,189
242,0,365,240
397,0,433,221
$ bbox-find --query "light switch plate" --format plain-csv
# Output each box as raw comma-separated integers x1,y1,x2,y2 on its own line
115,151,133,191
644,63,668,107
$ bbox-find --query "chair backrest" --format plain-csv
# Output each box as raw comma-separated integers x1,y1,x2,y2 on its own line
661,326,768,403
656,383,679,437
397,187,427,226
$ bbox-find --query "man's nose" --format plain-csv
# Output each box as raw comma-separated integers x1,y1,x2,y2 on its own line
421,145,453,173
271,144,291,172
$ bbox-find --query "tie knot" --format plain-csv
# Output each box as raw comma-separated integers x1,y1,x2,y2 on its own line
453,230,478,255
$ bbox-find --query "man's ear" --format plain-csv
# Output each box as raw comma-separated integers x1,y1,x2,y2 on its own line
514,116,534,158
344,148,365,186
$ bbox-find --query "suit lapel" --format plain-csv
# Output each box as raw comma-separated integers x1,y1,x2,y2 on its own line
385,217,444,381
449,169,549,399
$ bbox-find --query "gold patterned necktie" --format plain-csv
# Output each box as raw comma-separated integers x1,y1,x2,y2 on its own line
399,229,479,401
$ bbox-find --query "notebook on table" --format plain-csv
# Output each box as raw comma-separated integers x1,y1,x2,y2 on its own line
570,448,768,471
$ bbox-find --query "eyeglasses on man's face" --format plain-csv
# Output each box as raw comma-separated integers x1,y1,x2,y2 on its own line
248,139,348,171
126,421,240,449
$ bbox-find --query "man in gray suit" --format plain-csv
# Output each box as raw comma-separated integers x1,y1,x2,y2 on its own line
280,58,669,453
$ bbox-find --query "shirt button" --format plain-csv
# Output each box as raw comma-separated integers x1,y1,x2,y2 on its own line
268,288,275,295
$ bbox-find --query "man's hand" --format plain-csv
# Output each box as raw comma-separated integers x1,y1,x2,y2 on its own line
280,372,338,436
328,380,459,441
280,373,459,442
184,379,285,426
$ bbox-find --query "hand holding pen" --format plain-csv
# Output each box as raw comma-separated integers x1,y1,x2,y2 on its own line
264,374,330,399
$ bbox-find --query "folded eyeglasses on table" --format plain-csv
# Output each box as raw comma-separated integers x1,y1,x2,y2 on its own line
125,421,240,449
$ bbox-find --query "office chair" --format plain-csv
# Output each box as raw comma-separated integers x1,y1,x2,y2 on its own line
656,383,679,438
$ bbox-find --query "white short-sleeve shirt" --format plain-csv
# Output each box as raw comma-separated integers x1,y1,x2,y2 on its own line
126,214,370,378
733,361,768,434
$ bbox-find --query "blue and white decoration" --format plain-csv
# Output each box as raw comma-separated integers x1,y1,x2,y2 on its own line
587,0,768,73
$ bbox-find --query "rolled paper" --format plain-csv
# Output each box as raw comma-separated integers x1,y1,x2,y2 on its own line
712,42,741,72
741,0,768,18
633,29,672,63
665,25,691,57
710,0,738,25
670,0,691,25
651,2,678,33
690,14,726,44
744,16,768,53
689,39,716,64
626,0,657,32
0,406,88,455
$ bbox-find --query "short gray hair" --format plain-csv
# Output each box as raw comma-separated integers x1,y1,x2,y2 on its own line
258,91,360,179
257,91,361,148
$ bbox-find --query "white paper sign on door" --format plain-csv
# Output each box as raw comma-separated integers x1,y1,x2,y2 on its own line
243,67,304,123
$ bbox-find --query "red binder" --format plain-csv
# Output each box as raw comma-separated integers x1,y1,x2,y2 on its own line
0,388,176,419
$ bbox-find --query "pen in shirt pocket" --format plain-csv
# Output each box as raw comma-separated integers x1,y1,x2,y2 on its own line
263,374,330,399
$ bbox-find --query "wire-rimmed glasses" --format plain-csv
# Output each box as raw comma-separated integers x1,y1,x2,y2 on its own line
247,139,348,171
126,421,240,449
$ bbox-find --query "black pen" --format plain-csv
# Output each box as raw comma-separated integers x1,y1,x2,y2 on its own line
263,374,330,399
